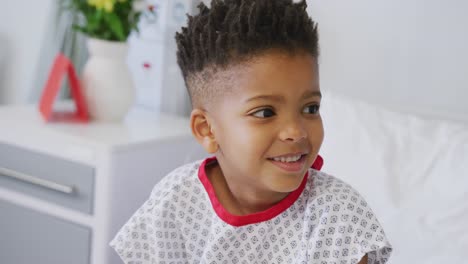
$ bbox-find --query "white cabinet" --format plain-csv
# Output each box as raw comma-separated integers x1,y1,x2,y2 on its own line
0,103,207,264
1,199,91,264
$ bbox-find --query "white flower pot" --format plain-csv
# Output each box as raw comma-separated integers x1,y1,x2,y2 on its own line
82,38,135,122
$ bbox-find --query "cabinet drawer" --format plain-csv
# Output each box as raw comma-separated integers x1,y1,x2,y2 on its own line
0,142,94,214
0,199,91,264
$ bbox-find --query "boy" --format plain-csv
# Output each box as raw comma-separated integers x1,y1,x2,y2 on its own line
110,0,392,263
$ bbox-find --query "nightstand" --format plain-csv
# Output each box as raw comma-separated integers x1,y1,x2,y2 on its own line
0,103,207,264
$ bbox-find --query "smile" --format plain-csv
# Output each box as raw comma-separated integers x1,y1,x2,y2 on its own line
267,153,307,173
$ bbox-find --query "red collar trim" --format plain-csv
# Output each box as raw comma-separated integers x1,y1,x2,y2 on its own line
198,155,323,227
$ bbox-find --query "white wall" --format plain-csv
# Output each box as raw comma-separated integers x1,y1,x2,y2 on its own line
3,0,466,122
307,0,468,123
0,0,54,104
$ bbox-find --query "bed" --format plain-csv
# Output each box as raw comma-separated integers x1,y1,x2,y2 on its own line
319,90,468,263
306,1,468,262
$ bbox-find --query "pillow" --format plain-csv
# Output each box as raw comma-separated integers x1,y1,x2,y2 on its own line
319,91,468,263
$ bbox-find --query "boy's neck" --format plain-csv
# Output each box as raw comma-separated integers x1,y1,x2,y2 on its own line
205,161,289,215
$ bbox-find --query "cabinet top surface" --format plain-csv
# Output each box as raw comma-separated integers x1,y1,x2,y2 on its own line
0,102,193,151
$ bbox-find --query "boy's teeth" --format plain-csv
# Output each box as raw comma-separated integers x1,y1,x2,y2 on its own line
273,155,302,163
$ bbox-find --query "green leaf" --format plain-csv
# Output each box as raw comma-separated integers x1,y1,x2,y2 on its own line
72,24,88,35
86,9,103,33
64,0,143,40
104,12,125,41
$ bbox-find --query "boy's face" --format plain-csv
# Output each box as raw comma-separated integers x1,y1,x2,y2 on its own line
199,50,323,195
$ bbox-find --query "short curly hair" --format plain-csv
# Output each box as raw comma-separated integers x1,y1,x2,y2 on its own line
175,0,319,108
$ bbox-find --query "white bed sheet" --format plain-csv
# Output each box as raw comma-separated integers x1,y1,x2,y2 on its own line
319,91,468,264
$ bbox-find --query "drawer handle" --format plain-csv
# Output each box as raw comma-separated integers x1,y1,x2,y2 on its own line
0,167,76,195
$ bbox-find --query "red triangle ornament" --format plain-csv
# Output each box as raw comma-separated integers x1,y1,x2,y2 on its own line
39,53,89,122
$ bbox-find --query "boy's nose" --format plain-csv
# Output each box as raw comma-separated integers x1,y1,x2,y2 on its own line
279,120,307,142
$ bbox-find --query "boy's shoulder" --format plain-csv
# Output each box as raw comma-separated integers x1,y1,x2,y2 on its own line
150,162,373,217
302,169,393,262
152,163,369,207
148,159,204,201
305,168,371,211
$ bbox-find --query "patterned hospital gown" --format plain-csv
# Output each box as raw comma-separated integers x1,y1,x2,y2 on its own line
110,156,392,263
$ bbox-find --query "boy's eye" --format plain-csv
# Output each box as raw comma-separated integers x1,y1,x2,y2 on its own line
252,108,276,118
303,104,320,114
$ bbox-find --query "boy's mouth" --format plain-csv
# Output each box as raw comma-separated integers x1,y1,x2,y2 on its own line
267,153,308,173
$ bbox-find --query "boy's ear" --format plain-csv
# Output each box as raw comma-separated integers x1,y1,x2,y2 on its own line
190,108,218,154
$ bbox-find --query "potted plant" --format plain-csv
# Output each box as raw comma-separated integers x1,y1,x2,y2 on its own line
63,0,150,121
